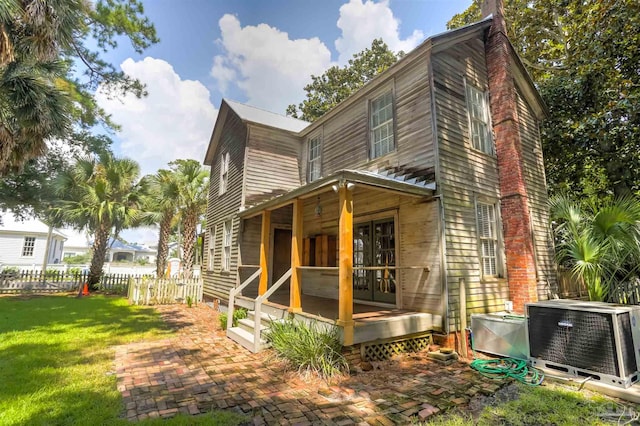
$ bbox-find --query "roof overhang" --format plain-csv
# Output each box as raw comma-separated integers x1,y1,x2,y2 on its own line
239,169,436,219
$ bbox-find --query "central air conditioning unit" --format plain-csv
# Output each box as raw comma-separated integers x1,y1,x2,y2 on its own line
527,300,640,388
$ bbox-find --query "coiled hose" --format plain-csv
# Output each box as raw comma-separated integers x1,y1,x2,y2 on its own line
468,327,544,386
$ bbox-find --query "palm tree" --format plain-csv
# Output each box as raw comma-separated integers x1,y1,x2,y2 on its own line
172,160,208,279
53,151,146,288
550,194,640,301
146,169,180,278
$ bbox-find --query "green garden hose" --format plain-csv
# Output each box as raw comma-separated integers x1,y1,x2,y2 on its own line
470,357,544,386
468,328,544,386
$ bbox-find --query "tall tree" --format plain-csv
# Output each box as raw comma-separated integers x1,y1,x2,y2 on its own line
53,151,146,288
146,168,180,278
448,0,640,198
286,39,402,122
0,0,157,175
171,159,208,279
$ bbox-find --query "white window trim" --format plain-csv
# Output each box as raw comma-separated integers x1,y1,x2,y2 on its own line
475,198,504,279
222,219,232,272
208,226,216,270
219,152,229,195
465,81,493,155
307,134,322,182
369,89,395,159
22,236,35,257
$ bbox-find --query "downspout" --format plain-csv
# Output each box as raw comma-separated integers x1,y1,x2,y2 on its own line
41,225,53,283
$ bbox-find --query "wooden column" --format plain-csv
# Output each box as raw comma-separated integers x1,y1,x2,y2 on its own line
258,210,270,295
290,198,303,312
337,184,355,345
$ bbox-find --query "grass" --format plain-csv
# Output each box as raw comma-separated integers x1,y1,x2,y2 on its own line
420,382,619,426
0,295,246,426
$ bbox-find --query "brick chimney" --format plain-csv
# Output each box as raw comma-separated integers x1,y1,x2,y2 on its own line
482,0,538,312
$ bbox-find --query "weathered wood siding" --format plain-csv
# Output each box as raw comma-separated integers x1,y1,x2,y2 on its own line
517,90,557,297
244,124,301,207
300,52,435,183
299,187,441,317
432,38,509,331
203,111,246,301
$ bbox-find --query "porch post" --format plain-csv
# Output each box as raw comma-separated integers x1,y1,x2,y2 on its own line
337,184,355,346
289,198,303,312
258,210,271,296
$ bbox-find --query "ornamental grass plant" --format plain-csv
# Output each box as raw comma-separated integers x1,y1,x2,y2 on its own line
264,318,348,380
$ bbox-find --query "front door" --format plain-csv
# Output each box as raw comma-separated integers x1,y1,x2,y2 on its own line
272,228,292,288
353,218,396,304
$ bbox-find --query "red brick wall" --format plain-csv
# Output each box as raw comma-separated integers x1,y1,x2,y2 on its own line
483,0,538,313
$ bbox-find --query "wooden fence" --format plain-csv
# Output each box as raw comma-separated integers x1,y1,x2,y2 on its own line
0,270,151,295
128,276,203,305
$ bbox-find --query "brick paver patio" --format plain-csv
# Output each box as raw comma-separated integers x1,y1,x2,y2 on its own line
115,304,504,425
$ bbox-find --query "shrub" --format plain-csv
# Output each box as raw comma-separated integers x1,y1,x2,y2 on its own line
264,318,348,380
218,308,248,330
63,254,91,264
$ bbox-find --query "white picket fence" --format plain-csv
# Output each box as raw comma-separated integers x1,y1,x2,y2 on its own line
128,276,203,305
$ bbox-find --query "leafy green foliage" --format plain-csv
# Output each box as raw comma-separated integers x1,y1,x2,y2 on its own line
52,151,147,285
218,308,247,330
550,194,640,301
448,1,640,198
0,0,158,174
286,39,402,122
265,318,348,381
64,254,92,265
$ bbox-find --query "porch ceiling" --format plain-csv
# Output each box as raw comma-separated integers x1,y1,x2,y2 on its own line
239,169,436,218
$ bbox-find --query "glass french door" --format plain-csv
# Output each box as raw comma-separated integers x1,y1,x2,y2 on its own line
353,218,396,304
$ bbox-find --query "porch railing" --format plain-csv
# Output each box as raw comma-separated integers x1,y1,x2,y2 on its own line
252,268,292,352
228,268,262,330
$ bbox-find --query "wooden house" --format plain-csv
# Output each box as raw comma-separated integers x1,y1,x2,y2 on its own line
202,0,556,354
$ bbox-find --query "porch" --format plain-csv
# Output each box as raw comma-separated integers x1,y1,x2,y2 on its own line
229,168,444,351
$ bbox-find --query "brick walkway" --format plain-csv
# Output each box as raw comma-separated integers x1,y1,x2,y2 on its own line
115,304,504,425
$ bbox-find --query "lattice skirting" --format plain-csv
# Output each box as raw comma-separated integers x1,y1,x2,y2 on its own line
361,333,433,361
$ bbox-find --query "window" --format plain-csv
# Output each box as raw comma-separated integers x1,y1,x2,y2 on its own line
370,91,394,158
307,135,322,182
222,220,232,271
219,152,229,195
208,226,216,270
466,84,492,154
476,202,499,277
22,236,35,257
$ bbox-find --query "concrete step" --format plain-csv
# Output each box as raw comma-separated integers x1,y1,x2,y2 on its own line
227,326,268,353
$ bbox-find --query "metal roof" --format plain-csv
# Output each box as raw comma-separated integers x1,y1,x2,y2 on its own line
239,169,435,218
225,99,309,133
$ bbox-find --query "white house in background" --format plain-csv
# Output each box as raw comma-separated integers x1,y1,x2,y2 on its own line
61,231,157,265
0,214,66,269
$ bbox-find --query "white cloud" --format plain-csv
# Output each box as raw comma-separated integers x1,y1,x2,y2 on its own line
210,2,424,114
210,14,333,113
335,0,424,63
96,57,218,176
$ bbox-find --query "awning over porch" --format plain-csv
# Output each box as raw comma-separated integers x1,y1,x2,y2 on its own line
238,168,436,219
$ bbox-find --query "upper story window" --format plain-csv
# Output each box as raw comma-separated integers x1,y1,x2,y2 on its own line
466,84,493,155
307,135,322,182
22,236,35,257
222,219,232,271
476,202,500,277
219,152,229,195
370,91,394,159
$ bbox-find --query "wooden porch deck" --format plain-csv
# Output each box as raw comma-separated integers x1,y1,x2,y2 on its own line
263,291,440,345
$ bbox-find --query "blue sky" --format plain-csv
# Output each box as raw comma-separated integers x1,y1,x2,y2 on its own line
99,0,472,243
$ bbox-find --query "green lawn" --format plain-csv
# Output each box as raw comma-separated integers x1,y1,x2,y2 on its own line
0,295,245,426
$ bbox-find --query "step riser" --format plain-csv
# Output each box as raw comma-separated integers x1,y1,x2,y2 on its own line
227,327,269,353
